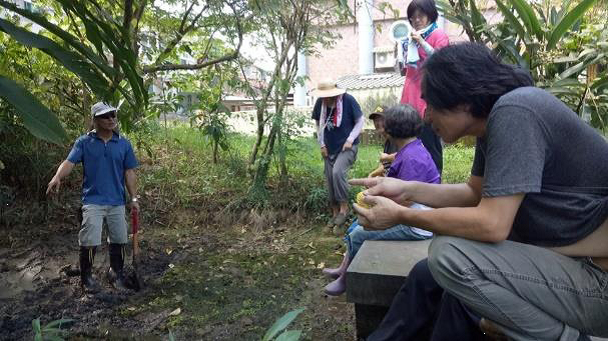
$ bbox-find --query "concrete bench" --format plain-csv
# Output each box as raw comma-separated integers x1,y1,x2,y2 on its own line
345,239,431,339
345,239,608,341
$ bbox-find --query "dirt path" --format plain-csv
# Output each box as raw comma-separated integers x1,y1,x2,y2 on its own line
0,213,355,340
0,230,172,340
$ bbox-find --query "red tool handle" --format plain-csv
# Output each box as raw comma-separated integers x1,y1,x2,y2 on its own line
131,208,140,256
131,208,139,234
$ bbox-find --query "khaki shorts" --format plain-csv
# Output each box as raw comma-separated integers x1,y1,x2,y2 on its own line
79,204,128,246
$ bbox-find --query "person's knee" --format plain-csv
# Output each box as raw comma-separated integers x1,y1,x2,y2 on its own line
348,225,366,241
410,258,433,282
428,236,472,285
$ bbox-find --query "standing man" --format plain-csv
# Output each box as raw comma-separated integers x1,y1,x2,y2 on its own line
312,80,363,230
47,102,139,292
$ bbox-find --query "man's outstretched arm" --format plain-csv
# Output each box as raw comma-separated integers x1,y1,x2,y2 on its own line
46,160,75,194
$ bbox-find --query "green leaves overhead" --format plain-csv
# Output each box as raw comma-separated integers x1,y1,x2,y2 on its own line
547,0,597,50
0,18,110,97
493,0,598,52
0,76,68,145
494,0,526,43
509,0,543,41
0,0,151,144
440,0,607,130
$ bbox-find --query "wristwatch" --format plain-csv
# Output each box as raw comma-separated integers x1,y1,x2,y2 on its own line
131,197,139,203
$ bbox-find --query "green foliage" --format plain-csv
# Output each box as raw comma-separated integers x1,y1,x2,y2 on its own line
32,317,73,341
245,0,352,200
0,0,148,137
443,142,475,184
0,76,67,145
199,106,231,164
262,308,305,341
438,0,608,131
0,101,69,201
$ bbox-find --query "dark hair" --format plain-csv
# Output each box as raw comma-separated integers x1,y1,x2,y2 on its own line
407,0,439,24
421,42,534,118
384,104,423,139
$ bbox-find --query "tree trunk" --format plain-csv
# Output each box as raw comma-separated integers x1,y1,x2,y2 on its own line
248,43,291,170
213,139,218,164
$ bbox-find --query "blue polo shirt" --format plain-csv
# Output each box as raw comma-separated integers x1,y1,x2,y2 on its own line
67,131,138,206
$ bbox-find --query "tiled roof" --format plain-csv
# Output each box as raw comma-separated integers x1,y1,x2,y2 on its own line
337,72,404,90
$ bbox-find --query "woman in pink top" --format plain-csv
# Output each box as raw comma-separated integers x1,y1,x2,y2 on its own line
400,0,449,174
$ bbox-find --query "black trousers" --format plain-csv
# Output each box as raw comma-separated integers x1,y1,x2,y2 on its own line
367,259,485,341
419,123,443,175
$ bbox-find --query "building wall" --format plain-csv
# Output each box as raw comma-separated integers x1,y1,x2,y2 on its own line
306,0,490,91
307,23,361,89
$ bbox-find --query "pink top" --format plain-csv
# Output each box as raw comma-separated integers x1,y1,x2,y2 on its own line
400,28,449,118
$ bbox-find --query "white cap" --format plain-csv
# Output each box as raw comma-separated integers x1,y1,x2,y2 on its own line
91,102,117,118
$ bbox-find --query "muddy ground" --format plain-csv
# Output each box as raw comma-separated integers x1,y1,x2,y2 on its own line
0,204,355,340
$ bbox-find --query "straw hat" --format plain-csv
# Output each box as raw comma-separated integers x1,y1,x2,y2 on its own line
311,79,346,98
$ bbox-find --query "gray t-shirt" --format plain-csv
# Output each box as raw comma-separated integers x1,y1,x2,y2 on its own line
471,87,608,247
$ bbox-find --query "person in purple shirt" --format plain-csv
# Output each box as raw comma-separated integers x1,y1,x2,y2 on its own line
321,104,439,296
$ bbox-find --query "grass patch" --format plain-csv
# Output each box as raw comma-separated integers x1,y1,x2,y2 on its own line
135,123,474,216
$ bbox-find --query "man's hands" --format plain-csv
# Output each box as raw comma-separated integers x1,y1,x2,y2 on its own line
46,160,75,195
130,200,140,212
349,177,415,206
353,194,409,230
350,177,417,230
46,176,62,195
342,141,353,152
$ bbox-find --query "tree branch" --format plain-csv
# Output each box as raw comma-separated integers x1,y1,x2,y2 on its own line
143,5,244,74
149,2,207,67
123,0,133,32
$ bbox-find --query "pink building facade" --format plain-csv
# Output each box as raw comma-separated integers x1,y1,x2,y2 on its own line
299,0,495,107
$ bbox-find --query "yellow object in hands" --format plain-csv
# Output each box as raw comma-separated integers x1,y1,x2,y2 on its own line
356,191,373,209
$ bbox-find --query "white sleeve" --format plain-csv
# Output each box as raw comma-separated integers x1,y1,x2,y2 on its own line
347,116,364,143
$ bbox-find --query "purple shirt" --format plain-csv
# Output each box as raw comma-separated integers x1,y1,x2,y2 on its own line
387,139,440,184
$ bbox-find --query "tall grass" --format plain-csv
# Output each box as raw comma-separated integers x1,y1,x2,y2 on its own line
133,124,475,218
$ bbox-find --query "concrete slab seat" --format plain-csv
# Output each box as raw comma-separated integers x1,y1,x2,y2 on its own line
344,239,608,341
346,239,431,339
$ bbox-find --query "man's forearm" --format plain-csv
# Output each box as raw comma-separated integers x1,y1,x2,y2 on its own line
54,160,75,180
125,169,138,199
399,205,504,242
409,181,480,208
398,193,522,243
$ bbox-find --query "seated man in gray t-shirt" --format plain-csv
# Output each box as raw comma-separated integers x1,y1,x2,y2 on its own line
352,42,608,340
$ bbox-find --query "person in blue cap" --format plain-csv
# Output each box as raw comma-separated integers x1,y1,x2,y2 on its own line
47,102,139,292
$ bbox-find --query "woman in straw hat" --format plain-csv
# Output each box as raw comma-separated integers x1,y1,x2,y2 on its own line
311,79,364,231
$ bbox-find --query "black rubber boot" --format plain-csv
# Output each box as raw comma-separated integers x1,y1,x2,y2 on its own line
108,243,129,290
79,246,100,292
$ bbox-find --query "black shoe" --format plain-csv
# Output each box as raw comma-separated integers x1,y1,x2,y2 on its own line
79,246,101,293
108,243,130,290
